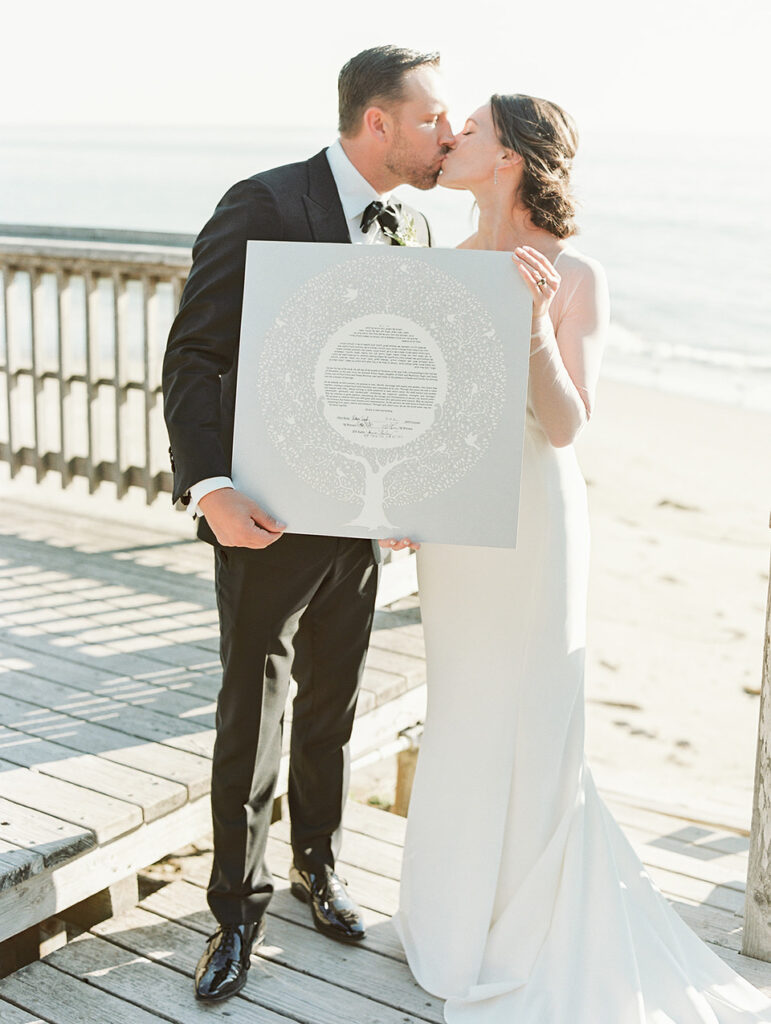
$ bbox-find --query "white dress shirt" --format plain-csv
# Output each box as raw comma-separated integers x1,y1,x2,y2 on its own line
187,140,396,516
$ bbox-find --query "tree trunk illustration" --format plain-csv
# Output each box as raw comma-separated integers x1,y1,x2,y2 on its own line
341,453,399,531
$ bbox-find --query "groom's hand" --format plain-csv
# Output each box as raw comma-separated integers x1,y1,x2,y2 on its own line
198,488,286,549
379,537,421,552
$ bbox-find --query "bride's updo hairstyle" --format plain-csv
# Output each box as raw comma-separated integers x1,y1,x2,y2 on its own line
490,93,578,239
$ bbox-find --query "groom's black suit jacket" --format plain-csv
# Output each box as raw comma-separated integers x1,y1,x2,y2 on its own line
162,148,430,545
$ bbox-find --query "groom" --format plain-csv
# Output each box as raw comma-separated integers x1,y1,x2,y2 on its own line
162,45,453,1002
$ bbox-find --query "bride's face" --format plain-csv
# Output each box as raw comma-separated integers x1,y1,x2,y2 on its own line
438,103,504,190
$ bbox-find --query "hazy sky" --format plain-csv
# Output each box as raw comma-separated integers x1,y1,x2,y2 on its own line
4,0,767,135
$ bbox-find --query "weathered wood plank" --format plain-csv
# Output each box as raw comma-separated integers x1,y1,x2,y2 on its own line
294,829,397,908
641,863,745,915
50,928,433,1024
0,759,142,843
271,818,403,880
176,832,401,919
0,671,215,744
0,725,187,822
155,881,423,1004
0,641,116,689
93,900,444,1022
0,797,95,868
342,797,407,846
45,931,292,1022
143,877,405,964
370,621,425,660
0,840,44,891
163,730,216,760
1,628,212,682
0,794,210,943
708,943,771,993
624,824,747,891
0,536,211,602
0,693,210,798
0,997,48,1023
0,958,183,1024
0,663,218,724
127,666,221,703
606,797,750,858
673,898,745,952
601,784,751,835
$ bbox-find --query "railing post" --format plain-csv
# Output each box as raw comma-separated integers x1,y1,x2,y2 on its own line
83,270,99,493
113,272,128,498
29,268,44,482
141,274,154,502
55,269,71,487
743,513,771,961
1,266,15,476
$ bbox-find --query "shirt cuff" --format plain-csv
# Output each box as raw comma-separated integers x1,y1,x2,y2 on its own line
187,477,234,518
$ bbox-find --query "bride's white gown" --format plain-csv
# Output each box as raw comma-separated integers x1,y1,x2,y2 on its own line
393,249,771,1023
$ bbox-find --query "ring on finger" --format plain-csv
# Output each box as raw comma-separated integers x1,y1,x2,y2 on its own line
536,277,547,288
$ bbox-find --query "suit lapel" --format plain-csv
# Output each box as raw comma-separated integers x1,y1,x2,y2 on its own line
303,150,351,244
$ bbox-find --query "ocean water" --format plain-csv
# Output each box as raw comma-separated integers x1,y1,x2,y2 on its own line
1,123,769,410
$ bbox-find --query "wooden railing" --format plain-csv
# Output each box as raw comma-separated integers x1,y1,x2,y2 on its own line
0,225,193,502
0,224,417,598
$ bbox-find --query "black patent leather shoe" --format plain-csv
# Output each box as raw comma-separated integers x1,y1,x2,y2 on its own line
194,918,265,1001
289,864,366,943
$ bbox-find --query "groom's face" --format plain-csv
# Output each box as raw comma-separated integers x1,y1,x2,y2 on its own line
384,67,454,190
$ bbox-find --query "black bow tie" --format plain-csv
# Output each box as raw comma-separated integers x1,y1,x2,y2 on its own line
360,200,404,241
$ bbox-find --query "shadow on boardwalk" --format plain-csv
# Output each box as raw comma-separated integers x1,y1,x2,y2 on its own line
0,495,427,946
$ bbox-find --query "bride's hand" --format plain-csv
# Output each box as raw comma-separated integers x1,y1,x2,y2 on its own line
379,537,421,551
513,246,561,319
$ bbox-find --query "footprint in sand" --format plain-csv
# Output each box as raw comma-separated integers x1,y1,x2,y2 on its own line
592,697,643,711
598,659,620,672
657,498,701,512
612,720,657,739
725,627,747,641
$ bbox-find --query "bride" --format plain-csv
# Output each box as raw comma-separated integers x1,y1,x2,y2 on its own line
390,94,771,1023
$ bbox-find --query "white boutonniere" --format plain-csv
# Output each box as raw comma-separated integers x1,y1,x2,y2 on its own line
383,213,424,247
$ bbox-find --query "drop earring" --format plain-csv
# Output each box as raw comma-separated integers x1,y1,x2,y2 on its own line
494,167,498,186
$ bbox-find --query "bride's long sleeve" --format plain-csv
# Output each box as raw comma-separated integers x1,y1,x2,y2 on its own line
527,258,610,448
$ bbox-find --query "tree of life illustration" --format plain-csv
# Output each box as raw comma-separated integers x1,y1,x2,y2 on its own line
256,252,507,534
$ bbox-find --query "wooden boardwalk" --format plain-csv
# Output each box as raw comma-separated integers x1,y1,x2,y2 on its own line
1,796,771,1022
2,493,771,1019
0,495,424,943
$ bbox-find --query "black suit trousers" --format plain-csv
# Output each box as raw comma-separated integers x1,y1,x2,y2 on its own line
207,532,378,924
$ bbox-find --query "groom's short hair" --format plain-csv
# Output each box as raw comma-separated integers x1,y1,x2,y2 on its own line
338,46,440,137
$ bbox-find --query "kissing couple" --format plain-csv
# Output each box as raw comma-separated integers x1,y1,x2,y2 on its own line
162,44,771,1023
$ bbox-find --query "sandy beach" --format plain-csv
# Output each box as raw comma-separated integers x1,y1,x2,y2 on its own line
577,379,770,826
